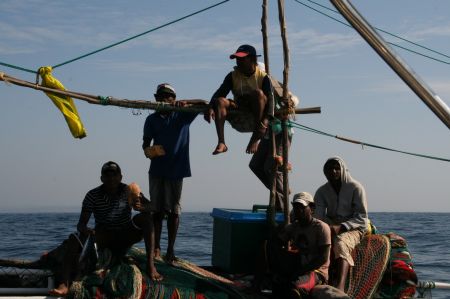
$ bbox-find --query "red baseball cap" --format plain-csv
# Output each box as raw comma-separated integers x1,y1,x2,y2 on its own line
229,44,260,59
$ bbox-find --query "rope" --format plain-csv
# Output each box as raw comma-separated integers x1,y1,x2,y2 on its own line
304,0,450,61
292,0,450,65
284,120,450,162
51,0,230,69
0,1,229,74
98,95,110,105
0,61,37,74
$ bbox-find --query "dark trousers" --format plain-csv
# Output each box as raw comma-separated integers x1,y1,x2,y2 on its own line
249,134,291,211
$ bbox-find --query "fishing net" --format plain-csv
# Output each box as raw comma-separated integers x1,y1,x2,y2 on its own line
374,233,417,299
0,267,52,288
68,247,243,299
346,234,391,299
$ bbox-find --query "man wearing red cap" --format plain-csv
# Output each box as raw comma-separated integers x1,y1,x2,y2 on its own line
204,44,274,155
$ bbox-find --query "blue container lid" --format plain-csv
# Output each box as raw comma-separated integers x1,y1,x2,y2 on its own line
211,208,285,223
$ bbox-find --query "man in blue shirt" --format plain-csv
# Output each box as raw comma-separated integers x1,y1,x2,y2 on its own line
142,83,197,264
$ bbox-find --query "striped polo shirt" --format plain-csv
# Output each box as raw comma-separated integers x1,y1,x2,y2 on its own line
82,183,132,229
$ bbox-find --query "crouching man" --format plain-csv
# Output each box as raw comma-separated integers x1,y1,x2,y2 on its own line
268,192,331,298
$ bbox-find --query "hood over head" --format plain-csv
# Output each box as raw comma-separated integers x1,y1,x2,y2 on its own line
323,156,352,184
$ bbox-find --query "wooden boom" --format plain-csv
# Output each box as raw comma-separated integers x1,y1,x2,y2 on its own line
0,71,320,115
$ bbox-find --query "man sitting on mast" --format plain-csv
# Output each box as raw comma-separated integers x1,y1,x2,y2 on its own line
204,44,274,155
314,157,369,292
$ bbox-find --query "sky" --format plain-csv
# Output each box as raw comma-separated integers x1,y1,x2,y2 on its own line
0,0,449,213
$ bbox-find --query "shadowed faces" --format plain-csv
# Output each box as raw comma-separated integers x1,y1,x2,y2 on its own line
324,160,341,183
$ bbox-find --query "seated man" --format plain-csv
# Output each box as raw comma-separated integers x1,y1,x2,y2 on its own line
268,192,331,298
204,44,274,155
49,161,161,296
314,157,368,292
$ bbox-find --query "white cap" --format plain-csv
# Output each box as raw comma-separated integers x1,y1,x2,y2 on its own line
292,192,314,206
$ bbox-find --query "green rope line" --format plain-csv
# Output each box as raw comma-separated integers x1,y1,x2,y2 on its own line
283,120,450,162
293,0,450,65
98,95,110,105
0,61,36,74
305,0,450,60
51,0,230,69
2,0,449,74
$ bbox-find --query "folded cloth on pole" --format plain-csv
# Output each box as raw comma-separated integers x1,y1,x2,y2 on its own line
39,66,87,139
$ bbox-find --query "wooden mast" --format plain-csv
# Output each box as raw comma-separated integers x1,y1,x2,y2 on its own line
261,0,278,228
277,0,292,226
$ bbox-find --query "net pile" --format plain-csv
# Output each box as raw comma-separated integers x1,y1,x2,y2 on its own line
69,247,243,299
347,234,391,299
374,233,417,299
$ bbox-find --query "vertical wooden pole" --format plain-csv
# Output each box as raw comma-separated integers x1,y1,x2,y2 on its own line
277,0,291,226
261,0,277,228
262,0,270,75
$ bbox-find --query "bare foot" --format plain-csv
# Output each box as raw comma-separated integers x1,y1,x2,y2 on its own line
246,121,267,154
154,248,161,259
246,138,260,154
49,283,68,296
212,143,228,155
164,251,177,266
148,266,163,282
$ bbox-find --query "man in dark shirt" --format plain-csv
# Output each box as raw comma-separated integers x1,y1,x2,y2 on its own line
142,83,198,264
204,44,274,155
269,192,331,298
49,161,161,296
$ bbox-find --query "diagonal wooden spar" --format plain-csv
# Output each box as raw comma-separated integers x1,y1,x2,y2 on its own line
331,0,450,130
0,71,320,115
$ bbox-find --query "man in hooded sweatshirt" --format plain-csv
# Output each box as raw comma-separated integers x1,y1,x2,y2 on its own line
313,157,368,292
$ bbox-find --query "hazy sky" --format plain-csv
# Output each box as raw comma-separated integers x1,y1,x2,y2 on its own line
0,0,449,213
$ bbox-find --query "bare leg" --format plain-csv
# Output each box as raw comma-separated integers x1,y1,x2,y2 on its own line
246,89,268,154
333,258,350,291
212,97,232,155
165,212,179,265
153,213,164,259
133,213,163,281
49,234,83,296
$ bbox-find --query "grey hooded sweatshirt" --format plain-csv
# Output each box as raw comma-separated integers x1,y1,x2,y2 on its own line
314,157,368,232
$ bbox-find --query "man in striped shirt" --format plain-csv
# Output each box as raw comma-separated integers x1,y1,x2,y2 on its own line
50,161,161,296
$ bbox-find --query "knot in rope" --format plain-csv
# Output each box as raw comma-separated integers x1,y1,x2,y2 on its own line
278,106,294,118
0,72,11,85
38,66,53,76
98,96,111,105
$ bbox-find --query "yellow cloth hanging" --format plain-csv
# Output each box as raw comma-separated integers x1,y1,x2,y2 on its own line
39,66,87,139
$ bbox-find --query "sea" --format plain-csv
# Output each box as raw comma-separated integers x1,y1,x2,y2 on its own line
1,212,449,299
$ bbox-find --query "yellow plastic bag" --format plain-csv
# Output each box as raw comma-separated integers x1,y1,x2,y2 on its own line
39,66,87,139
